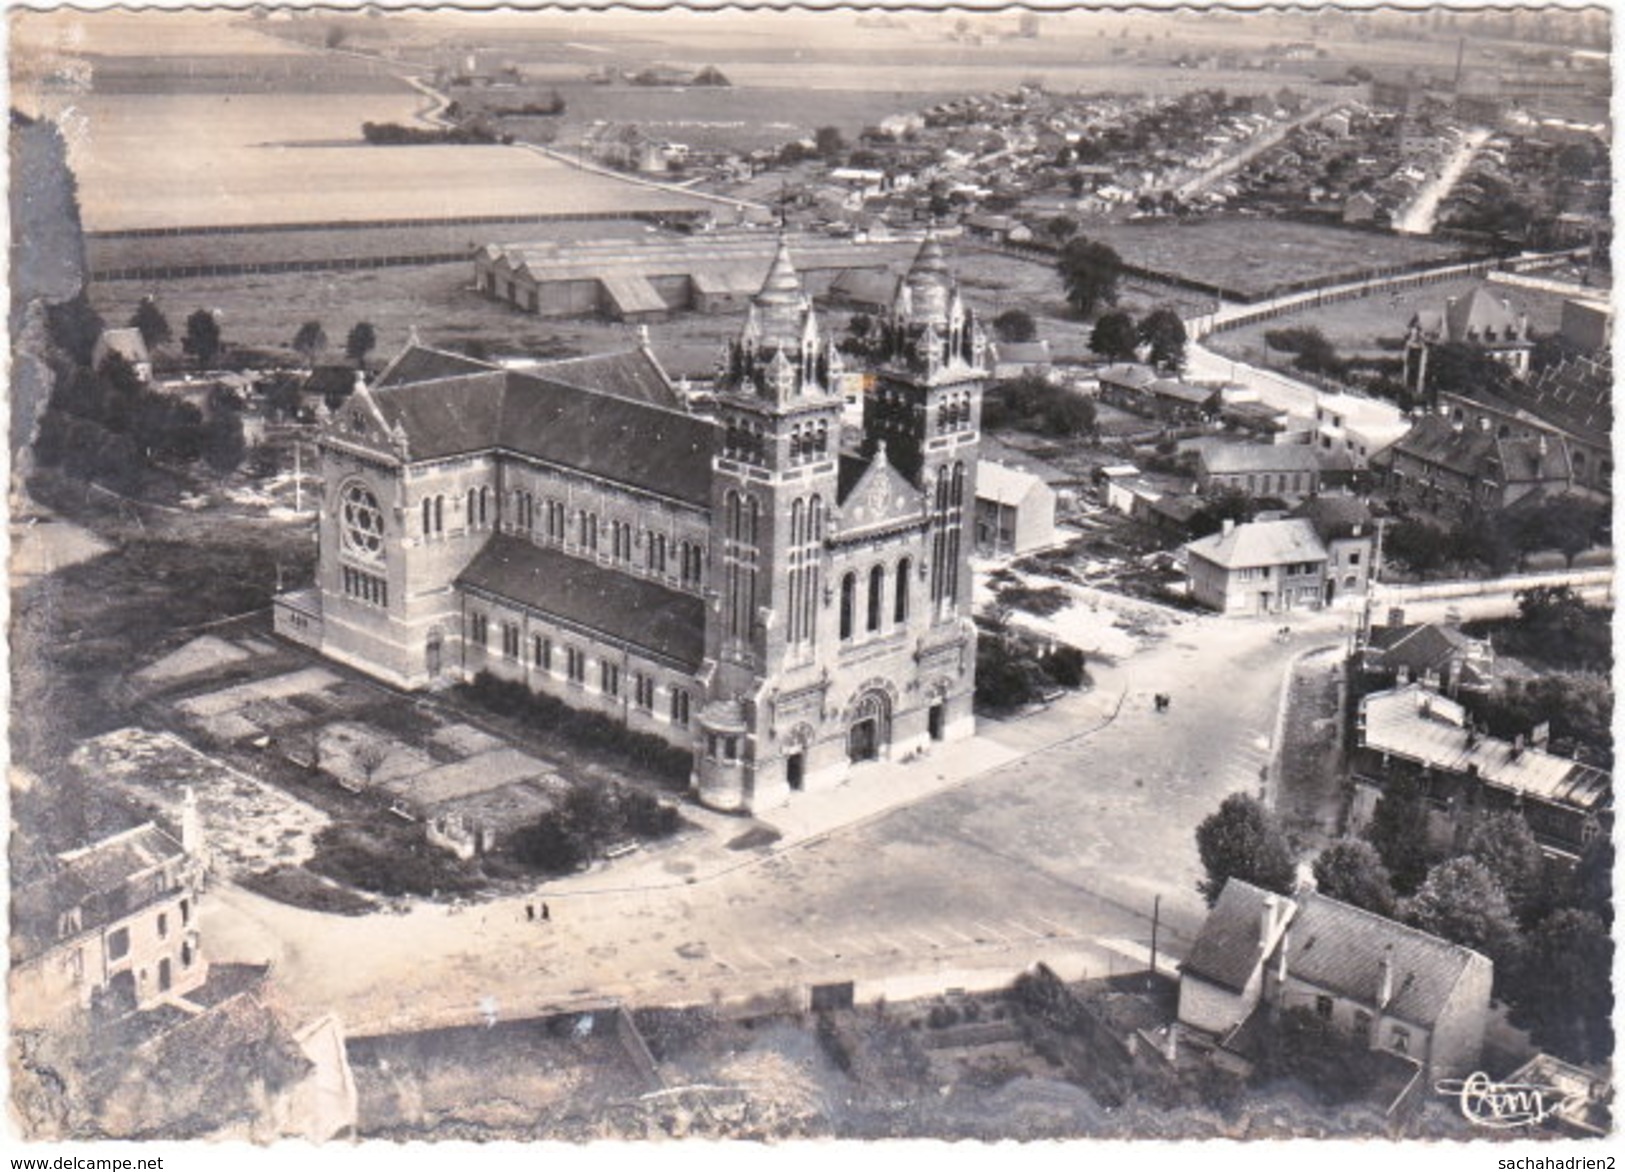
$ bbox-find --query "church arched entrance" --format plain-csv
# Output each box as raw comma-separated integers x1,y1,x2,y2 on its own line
847,690,892,764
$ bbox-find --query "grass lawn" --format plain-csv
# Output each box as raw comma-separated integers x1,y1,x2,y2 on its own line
1080,219,1476,301
90,261,740,368
1204,276,1581,365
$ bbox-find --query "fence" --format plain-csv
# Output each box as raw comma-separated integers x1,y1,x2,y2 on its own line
1372,566,1613,606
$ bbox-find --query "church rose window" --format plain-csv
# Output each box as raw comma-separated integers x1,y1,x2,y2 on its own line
340,482,385,559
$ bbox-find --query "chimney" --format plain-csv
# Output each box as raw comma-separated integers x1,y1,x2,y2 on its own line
1377,945,1394,1008
353,369,368,396
1222,518,1236,536
1260,893,1278,947
1387,607,1405,627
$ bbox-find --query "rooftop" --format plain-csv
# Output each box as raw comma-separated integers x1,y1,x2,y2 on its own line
1200,443,1322,475
1359,684,1610,812
457,534,708,671
1283,889,1492,1030
1184,517,1327,571
1182,878,1294,993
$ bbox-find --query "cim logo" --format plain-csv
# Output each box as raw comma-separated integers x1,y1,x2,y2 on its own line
1436,1072,1580,1129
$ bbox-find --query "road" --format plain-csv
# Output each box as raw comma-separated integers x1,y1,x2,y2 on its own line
1173,100,1343,202
203,606,1333,1036
1393,127,1491,237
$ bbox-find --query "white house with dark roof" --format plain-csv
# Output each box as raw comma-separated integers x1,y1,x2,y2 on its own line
1182,517,1329,616
1179,879,1494,1082
276,236,987,814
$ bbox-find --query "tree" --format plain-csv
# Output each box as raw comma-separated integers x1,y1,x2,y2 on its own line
1362,772,1433,895
1185,486,1255,540
1464,812,1548,924
1423,340,1508,398
1056,237,1123,318
182,309,222,369
1312,839,1396,917
129,296,171,351
1045,214,1077,243
992,308,1037,344
814,125,846,159
1195,792,1296,906
1505,909,1613,1064
201,406,246,476
1089,311,1138,362
345,321,378,369
1402,857,1522,969
292,320,327,366
1138,307,1188,373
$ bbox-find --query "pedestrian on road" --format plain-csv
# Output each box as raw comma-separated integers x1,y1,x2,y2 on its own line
525,903,535,922
541,902,551,922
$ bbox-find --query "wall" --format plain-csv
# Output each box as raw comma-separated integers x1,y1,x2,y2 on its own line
1177,972,1258,1035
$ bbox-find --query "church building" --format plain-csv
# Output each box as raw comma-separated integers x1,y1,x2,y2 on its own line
275,236,987,813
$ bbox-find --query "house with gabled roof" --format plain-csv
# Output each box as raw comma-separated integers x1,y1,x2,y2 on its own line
1357,617,1494,696
10,814,206,1027
1182,517,1329,615
1179,878,1494,1083
1404,284,1533,391
276,236,988,814
1382,412,1574,519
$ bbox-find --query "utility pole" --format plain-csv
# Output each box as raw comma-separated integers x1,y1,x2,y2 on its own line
1147,893,1161,991
294,439,302,513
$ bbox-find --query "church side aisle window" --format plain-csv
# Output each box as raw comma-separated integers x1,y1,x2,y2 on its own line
342,566,388,607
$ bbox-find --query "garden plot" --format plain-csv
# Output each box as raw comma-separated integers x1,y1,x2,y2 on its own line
134,634,251,686
430,722,508,758
977,565,1187,661
317,722,440,790
176,665,343,718
382,748,561,808
70,727,329,875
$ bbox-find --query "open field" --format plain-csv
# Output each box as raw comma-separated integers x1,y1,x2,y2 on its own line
1204,275,1585,365
33,92,715,231
86,217,682,281
1082,219,1477,301
88,261,741,364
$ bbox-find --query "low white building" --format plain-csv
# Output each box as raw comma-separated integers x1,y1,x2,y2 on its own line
974,461,1057,558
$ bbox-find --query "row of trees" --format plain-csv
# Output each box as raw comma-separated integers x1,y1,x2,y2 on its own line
1382,496,1610,579
1196,791,1612,1063
1088,307,1187,373
131,297,378,372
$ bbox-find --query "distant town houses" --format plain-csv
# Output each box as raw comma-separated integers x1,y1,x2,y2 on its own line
1433,351,1612,501
1348,684,1611,862
1380,411,1576,520
1179,879,1495,1085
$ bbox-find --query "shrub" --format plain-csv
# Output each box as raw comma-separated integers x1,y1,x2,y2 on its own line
995,584,1070,617
1040,644,1089,688
459,671,691,783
